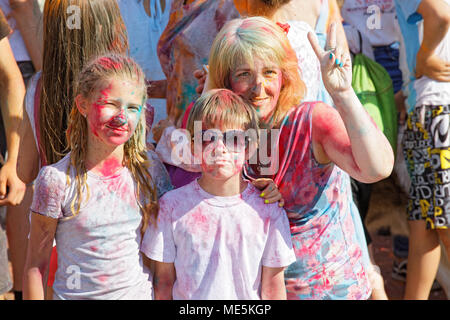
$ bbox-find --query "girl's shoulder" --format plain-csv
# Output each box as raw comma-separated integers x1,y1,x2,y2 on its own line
35,153,71,188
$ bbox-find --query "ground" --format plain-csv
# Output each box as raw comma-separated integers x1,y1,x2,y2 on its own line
367,176,447,300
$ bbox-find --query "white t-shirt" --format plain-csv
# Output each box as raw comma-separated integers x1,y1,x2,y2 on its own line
286,21,321,102
414,0,450,107
118,0,172,143
0,0,31,61
396,0,450,109
141,179,296,300
341,0,401,47
31,152,173,300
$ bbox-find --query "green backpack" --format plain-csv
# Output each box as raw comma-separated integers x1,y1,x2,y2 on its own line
351,38,398,153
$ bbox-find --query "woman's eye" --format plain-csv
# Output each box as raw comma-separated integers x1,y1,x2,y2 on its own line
237,72,249,77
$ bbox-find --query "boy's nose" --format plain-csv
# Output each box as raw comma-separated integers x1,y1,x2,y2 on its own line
211,138,228,154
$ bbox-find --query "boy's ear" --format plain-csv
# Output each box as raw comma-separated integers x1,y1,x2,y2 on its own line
75,94,88,117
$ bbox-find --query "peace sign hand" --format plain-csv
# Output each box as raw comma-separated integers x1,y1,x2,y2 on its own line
307,23,352,95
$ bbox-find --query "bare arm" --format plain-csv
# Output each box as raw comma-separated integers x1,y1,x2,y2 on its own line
8,0,43,71
261,266,286,300
0,35,26,205
308,24,394,183
23,212,57,300
153,261,176,300
16,110,40,184
415,0,450,81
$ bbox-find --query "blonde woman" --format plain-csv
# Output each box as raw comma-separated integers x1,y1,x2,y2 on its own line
200,16,394,299
23,54,172,300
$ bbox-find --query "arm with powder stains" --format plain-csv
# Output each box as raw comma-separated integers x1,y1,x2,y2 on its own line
153,261,176,300
23,212,57,300
261,266,286,300
308,24,394,183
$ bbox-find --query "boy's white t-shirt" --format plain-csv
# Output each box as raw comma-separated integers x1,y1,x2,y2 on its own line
141,179,296,300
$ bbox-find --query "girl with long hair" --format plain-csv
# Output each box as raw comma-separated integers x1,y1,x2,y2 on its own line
23,53,172,300
13,0,129,299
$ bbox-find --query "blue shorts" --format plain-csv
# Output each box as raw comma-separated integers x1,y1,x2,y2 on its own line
373,43,403,94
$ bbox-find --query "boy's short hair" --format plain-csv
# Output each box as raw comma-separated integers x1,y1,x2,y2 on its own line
186,89,260,143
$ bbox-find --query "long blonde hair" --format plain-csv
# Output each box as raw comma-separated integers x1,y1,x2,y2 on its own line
207,16,305,127
40,0,128,165
66,53,158,233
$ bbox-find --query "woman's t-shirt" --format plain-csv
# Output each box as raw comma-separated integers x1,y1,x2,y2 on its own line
31,152,173,300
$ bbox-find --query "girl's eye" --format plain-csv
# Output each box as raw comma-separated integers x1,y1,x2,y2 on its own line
265,70,277,76
128,105,141,112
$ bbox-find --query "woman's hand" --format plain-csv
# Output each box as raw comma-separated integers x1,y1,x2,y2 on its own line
308,23,352,95
252,178,284,207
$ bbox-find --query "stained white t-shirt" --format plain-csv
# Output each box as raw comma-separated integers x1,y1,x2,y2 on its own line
141,179,296,300
31,152,173,300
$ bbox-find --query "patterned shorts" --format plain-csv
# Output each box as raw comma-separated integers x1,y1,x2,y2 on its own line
403,104,450,229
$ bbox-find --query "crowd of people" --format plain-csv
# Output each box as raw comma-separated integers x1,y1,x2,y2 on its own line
0,0,449,301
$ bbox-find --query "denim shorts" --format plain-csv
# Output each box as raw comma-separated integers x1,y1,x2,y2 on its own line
373,43,403,94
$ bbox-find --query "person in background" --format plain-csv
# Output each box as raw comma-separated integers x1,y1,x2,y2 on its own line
118,0,172,144
340,0,407,289
0,7,26,300
16,0,129,299
394,0,450,300
0,0,42,300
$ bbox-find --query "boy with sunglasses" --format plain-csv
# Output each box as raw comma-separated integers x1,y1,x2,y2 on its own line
141,89,295,300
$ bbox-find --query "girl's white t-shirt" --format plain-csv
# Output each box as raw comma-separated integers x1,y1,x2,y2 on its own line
141,179,296,300
31,152,173,300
